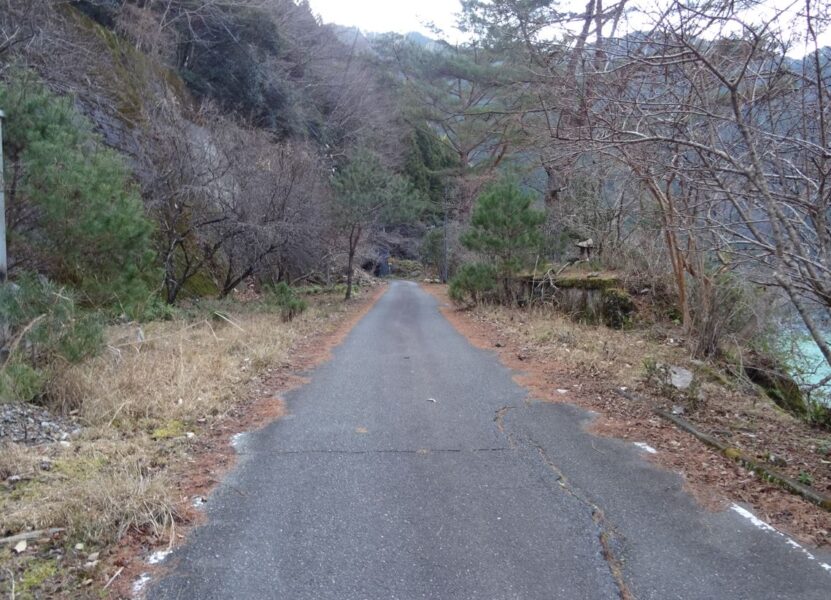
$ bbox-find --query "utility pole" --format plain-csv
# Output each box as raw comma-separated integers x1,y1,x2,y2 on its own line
0,109,6,284
442,187,449,284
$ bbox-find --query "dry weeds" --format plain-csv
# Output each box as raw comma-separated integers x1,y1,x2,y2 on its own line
1,287,384,598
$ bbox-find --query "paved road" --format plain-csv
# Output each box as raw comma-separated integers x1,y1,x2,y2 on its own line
150,281,831,599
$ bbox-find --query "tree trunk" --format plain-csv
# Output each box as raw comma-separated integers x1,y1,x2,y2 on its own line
345,247,355,300
345,225,361,300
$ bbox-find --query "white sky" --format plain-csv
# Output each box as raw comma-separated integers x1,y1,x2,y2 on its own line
306,0,830,55
306,0,464,39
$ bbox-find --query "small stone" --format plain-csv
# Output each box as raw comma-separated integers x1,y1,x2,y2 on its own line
75,543,85,551
671,405,685,415
87,552,99,561
185,432,196,439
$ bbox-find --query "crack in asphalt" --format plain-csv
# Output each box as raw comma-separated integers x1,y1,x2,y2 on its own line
235,447,513,456
494,405,519,449
526,436,633,600
494,405,632,600
493,405,515,433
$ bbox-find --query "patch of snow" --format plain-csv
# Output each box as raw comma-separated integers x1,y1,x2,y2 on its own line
730,504,831,576
230,432,248,450
132,573,151,597
148,549,171,565
633,442,658,454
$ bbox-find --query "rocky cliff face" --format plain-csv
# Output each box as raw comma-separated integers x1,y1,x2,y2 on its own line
15,6,193,186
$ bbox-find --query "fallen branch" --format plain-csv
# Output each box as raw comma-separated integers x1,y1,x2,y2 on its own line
614,389,831,511
212,312,245,332
103,567,124,590
0,528,65,546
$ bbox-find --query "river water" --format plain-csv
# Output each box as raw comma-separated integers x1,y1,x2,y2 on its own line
787,334,831,406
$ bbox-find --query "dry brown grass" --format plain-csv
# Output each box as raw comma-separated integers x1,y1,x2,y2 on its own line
53,310,310,428
1,437,174,544
1,290,372,596
471,303,691,387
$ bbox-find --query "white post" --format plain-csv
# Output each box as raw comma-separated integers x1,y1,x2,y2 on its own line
0,109,6,284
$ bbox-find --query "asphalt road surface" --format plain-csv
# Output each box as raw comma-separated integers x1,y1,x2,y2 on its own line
149,281,831,599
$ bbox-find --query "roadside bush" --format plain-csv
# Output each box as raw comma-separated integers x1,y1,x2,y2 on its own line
449,263,498,306
263,282,308,322
421,224,468,280
390,258,423,278
0,273,104,403
688,271,771,358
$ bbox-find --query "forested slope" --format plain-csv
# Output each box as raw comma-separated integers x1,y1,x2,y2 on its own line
1,0,442,308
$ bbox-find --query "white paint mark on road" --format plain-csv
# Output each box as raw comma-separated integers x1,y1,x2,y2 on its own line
730,504,831,575
633,442,658,454
730,504,777,533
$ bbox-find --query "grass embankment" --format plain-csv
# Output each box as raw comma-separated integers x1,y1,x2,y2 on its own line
0,286,381,598
426,285,831,548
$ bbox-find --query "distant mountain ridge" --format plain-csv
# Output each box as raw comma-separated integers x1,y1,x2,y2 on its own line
328,25,445,54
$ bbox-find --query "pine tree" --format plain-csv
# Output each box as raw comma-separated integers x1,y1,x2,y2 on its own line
461,179,544,299
1,72,157,314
